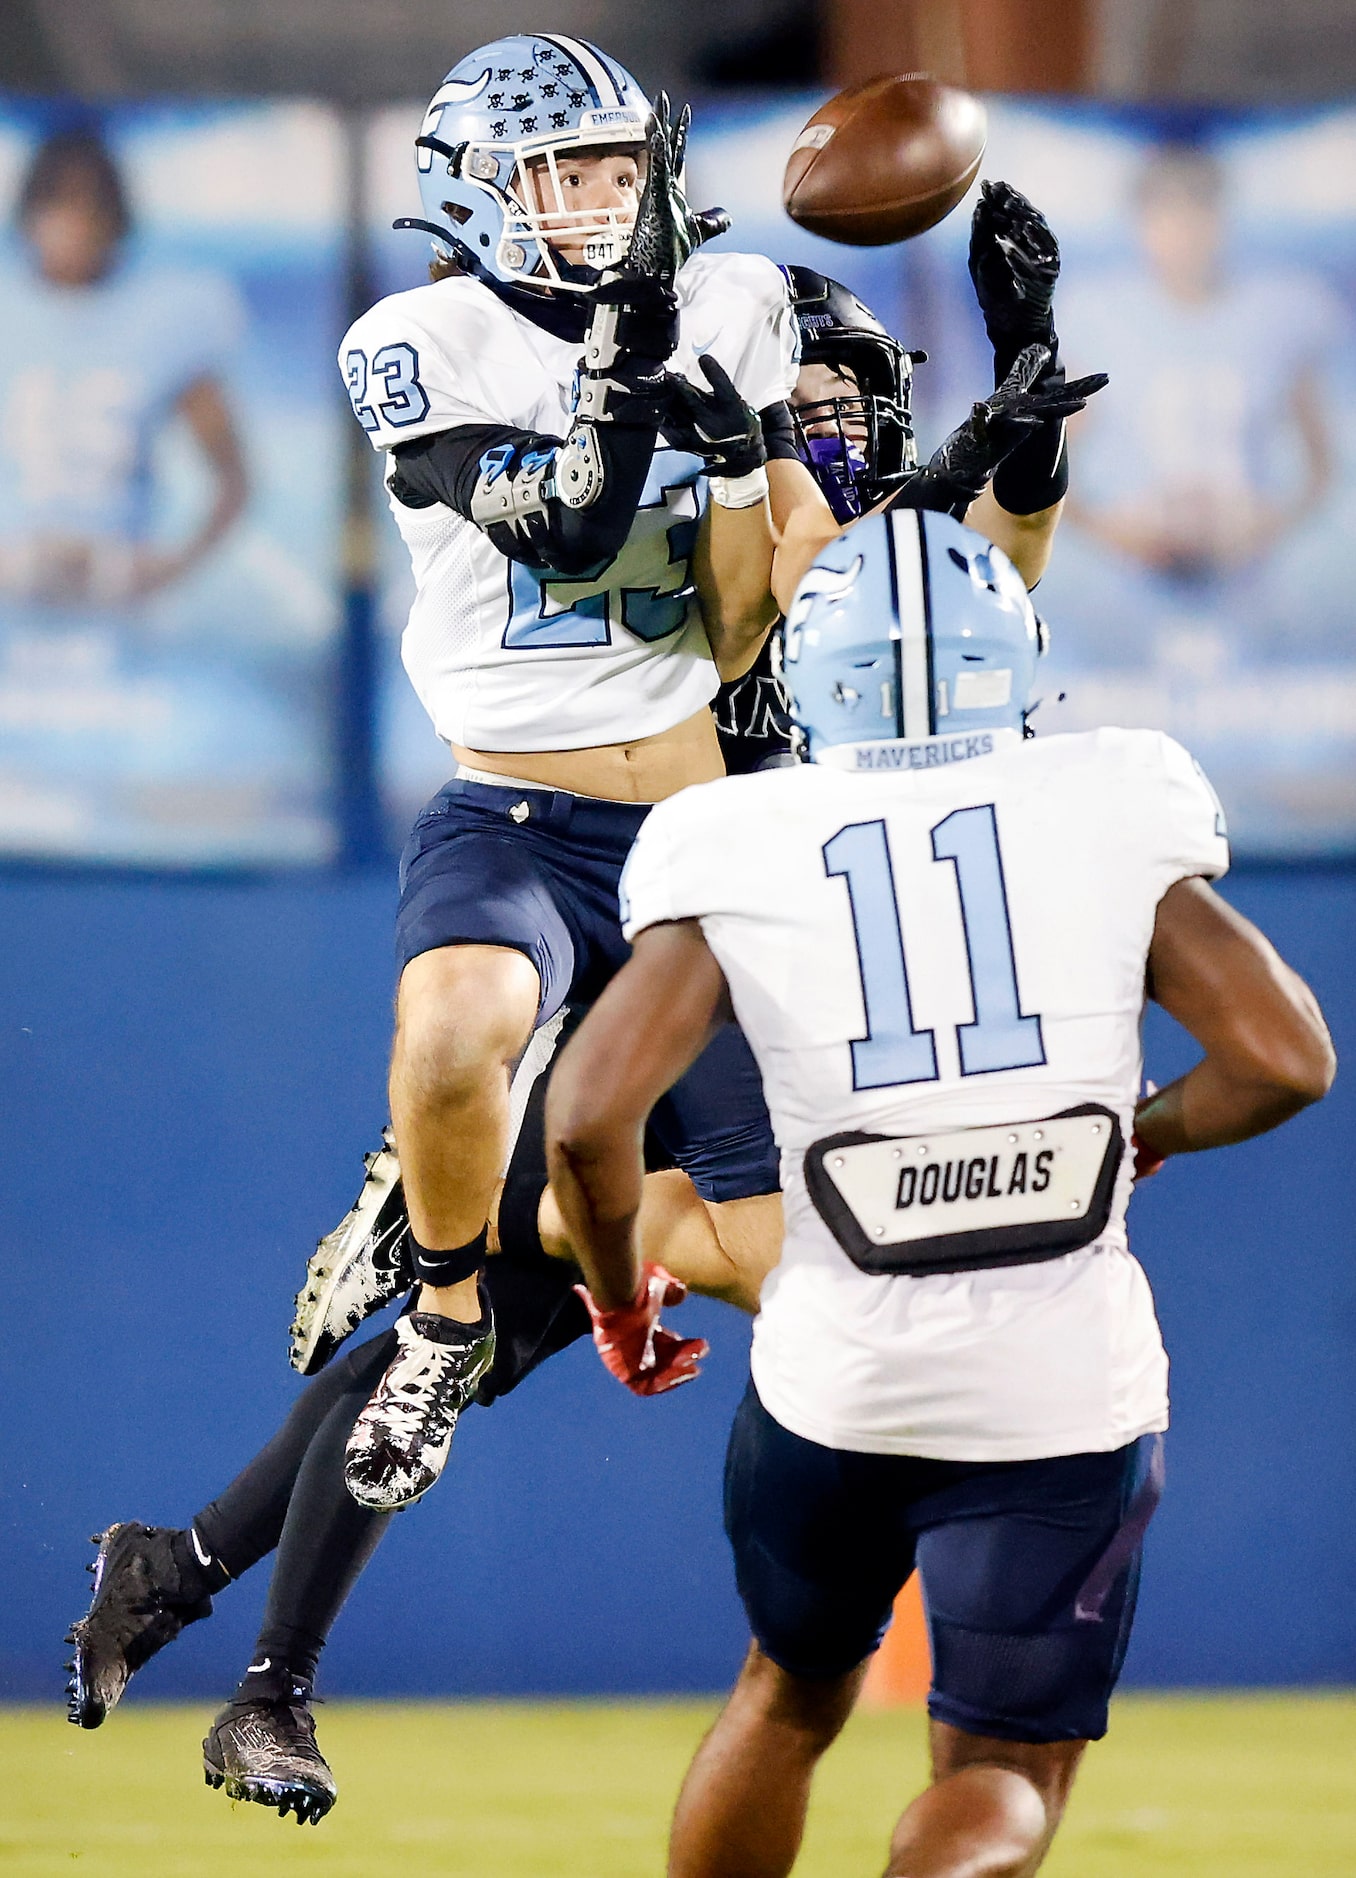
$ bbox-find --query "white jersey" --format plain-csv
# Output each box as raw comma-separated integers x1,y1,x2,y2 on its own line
340,252,798,754
621,727,1230,1462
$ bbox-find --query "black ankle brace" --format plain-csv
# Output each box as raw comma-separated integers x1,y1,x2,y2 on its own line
410,1224,488,1287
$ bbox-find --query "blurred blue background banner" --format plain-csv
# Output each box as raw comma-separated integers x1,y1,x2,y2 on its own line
0,99,347,866
0,868,1352,1699
903,100,1356,861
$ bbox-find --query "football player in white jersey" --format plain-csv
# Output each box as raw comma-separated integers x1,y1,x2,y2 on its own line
546,510,1333,1878
332,35,1108,1524
330,32,846,1523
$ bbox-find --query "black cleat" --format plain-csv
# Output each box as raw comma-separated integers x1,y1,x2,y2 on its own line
66,1524,212,1728
289,1127,413,1375
202,1682,337,1825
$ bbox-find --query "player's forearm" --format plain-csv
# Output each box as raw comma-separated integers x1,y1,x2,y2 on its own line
966,488,1063,587
1143,877,1335,1160
1133,1050,1330,1158
547,1127,645,1312
771,500,842,615
547,923,733,1305
697,501,780,682
391,421,657,580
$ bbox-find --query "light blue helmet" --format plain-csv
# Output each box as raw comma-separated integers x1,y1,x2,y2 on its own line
407,34,653,293
781,509,1047,766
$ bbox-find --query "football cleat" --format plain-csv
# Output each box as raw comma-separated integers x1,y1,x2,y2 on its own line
66,1524,212,1728
203,1681,336,1825
343,1304,496,1512
289,1127,413,1375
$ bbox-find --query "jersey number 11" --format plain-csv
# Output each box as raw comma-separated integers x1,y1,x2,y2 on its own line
823,803,1046,1090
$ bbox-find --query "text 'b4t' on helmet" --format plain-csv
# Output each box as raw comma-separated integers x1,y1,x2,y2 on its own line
412,33,653,291
781,509,1045,761
784,265,921,522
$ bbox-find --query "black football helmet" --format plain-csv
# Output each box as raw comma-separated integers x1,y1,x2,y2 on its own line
784,265,922,522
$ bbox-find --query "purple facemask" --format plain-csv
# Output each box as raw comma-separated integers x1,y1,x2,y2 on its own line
804,435,868,524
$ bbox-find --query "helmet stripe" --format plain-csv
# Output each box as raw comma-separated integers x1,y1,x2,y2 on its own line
889,510,933,738
539,35,620,108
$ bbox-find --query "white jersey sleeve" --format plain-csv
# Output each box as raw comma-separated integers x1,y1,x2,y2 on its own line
620,780,734,940
339,280,530,452
673,252,800,413
1129,731,1230,889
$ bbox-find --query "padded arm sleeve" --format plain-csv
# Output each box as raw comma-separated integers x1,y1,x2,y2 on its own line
388,421,657,580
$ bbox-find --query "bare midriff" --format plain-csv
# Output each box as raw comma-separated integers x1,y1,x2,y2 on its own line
453,705,725,806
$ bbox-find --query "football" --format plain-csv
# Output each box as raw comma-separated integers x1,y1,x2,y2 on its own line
783,74,988,245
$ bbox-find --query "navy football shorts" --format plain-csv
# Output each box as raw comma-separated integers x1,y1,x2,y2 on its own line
393,778,779,1205
724,1384,1163,1744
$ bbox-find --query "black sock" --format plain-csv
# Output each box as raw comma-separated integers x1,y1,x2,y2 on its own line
193,1330,397,1578
169,1527,231,1600
235,1336,399,1695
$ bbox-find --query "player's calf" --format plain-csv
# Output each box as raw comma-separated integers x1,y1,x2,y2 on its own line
65,1522,226,1727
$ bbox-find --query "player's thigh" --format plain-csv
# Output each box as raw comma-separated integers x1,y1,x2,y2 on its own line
724,1383,917,1680
702,1191,783,1307
914,1438,1158,1749
393,799,581,1090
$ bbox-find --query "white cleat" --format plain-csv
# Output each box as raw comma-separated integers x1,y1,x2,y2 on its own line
289,1128,413,1375
343,1305,496,1512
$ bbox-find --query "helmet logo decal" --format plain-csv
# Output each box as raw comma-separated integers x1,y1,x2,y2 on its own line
784,555,863,661
417,70,493,171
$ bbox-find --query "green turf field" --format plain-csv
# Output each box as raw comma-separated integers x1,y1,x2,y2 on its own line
3,1693,1353,1875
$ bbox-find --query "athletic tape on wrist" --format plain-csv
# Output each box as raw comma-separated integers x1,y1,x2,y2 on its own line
709,466,769,510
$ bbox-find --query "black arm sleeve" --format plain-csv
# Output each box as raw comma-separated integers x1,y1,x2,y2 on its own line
759,401,800,463
387,421,659,581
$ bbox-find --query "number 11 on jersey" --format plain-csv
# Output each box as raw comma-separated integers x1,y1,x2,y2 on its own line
824,803,1045,1091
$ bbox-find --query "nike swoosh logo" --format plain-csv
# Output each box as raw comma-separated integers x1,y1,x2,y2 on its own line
247,1657,272,1674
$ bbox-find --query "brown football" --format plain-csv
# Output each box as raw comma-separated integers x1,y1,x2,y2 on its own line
783,74,988,246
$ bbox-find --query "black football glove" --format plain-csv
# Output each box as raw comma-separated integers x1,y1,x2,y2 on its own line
890,345,1107,518
623,94,684,284
968,180,1062,385
662,356,766,478
660,97,732,265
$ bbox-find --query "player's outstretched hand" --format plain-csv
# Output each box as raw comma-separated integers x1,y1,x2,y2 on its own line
624,94,729,283
662,97,732,262
969,179,1062,380
574,1261,709,1397
626,93,690,282
891,344,1107,517
975,344,1108,440
662,356,767,478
